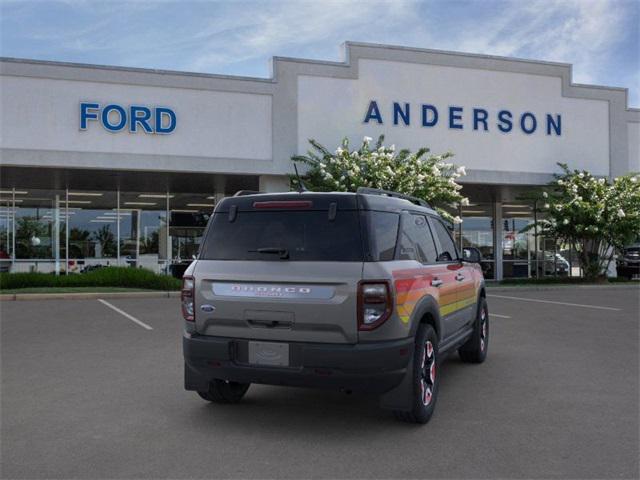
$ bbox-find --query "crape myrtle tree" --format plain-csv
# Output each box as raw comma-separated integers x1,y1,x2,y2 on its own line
290,135,469,223
535,163,640,280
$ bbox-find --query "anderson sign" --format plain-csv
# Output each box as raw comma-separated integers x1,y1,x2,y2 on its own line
363,100,562,136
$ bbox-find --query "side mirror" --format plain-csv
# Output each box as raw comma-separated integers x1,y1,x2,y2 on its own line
463,247,482,264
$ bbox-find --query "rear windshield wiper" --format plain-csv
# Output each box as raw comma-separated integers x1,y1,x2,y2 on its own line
249,247,290,260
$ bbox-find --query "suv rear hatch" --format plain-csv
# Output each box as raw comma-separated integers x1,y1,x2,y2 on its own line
193,194,364,344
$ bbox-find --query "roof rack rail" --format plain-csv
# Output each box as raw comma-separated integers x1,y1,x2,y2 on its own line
233,190,264,197
356,187,431,208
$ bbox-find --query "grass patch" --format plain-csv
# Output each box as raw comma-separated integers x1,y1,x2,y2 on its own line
0,267,181,291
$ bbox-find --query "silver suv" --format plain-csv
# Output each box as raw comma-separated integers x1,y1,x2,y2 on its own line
182,188,488,423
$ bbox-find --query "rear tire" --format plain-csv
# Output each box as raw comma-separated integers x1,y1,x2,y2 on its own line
197,380,250,404
394,324,440,424
459,297,489,364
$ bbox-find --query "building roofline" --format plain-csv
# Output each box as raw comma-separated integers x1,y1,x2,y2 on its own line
0,56,273,84
1,40,637,109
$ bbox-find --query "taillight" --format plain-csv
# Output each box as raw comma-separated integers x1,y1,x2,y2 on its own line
358,280,393,331
181,276,195,322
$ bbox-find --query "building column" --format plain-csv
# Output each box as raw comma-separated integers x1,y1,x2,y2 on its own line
54,194,60,275
259,175,290,193
494,200,503,281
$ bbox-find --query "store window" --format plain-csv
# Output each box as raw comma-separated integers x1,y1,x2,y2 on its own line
169,193,215,277
501,203,535,278
66,190,118,273
13,189,67,272
119,192,169,273
0,192,15,272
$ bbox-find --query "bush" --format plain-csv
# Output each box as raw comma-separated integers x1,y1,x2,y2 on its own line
0,267,181,291
291,135,468,223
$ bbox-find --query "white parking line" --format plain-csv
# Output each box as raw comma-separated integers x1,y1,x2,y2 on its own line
491,313,511,319
488,294,621,311
97,299,153,330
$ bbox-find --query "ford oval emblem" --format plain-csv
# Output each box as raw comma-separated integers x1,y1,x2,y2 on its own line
200,304,216,313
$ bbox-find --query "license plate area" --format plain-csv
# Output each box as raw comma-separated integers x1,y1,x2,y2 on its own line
248,341,290,367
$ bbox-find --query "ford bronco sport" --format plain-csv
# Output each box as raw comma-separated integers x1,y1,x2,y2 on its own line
182,188,488,423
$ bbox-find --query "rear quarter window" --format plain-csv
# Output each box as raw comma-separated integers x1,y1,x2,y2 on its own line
365,211,400,261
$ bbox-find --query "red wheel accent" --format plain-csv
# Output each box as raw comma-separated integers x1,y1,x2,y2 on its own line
421,340,436,406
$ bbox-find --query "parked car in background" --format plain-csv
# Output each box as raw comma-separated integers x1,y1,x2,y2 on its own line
535,251,570,276
617,243,640,280
182,188,489,424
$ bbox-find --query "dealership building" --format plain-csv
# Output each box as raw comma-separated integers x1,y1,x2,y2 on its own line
1,42,638,280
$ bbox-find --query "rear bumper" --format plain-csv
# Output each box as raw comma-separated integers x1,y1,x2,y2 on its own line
183,332,413,394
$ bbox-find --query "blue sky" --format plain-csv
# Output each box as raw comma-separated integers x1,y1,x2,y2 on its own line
1,0,638,106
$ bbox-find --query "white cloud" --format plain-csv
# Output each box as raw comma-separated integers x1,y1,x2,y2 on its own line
2,0,636,102
428,0,631,86
180,0,635,94
184,0,418,72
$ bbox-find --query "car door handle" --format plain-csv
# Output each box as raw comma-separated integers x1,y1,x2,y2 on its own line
431,278,443,287
455,273,465,281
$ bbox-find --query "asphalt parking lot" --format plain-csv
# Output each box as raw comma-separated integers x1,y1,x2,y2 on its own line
1,286,638,479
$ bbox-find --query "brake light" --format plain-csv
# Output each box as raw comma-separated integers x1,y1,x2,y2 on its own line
358,280,393,331
181,276,195,322
253,200,313,209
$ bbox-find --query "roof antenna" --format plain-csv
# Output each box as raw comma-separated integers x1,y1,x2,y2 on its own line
293,163,308,193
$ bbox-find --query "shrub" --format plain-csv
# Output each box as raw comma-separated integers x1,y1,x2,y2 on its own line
291,135,468,223
533,164,640,281
0,267,181,291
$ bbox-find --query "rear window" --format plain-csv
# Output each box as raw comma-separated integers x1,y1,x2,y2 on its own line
200,210,363,261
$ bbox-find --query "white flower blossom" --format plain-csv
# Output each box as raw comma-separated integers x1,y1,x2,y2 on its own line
453,216,462,224
335,147,343,155
456,166,466,176
542,191,548,198
460,197,470,206
363,136,372,143
390,144,395,152
544,203,550,209
557,179,564,185
563,219,569,225
618,208,625,218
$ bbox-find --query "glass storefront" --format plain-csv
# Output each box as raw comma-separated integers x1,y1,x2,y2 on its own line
0,188,216,275
0,186,577,279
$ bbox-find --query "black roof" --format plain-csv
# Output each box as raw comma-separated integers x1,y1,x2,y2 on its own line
215,190,440,217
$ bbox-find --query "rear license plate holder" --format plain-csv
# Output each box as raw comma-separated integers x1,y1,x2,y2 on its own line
248,341,290,367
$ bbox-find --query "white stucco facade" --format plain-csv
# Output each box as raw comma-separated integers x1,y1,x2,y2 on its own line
1,41,638,184
298,59,611,177
0,42,637,279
